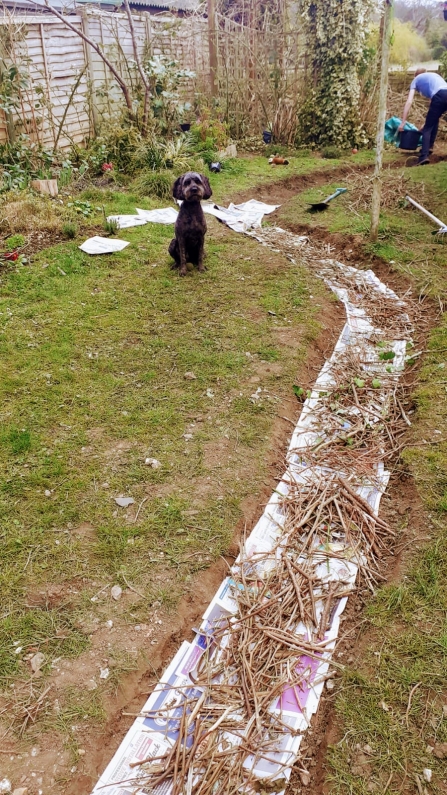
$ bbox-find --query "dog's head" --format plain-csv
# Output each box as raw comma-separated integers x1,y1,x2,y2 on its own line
172,172,212,202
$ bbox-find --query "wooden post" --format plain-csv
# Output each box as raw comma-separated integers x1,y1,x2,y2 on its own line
370,0,393,242
207,0,217,97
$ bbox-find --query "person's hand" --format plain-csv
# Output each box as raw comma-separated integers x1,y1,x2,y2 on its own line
397,122,405,132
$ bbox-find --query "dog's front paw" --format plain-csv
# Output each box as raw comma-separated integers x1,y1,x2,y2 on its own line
179,267,187,277
198,265,207,273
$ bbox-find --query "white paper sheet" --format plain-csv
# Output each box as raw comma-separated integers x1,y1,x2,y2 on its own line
106,214,148,229
203,198,280,233
136,207,179,224
79,236,130,255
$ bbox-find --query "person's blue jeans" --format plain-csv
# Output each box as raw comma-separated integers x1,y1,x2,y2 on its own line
420,89,447,160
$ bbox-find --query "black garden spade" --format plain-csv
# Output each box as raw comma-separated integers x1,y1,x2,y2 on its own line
307,187,347,213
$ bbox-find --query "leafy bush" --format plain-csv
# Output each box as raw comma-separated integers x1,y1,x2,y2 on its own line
134,170,172,200
265,143,291,157
321,146,342,159
61,221,78,239
144,55,196,137
294,147,312,158
440,51,447,80
190,108,229,152
87,125,142,174
131,138,165,172
161,136,194,170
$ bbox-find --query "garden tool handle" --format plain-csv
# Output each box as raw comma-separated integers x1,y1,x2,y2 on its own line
326,188,348,203
405,195,446,229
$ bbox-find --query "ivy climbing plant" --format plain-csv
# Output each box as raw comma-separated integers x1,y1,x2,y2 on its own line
298,0,375,149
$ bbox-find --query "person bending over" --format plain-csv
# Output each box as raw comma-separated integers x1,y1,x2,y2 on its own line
398,68,447,165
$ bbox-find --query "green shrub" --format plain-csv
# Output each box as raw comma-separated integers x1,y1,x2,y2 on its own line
440,51,447,80
131,139,165,172
134,170,173,200
265,143,290,157
161,136,194,171
198,147,219,166
90,125,143,174
103,217,119,235
294,147,312,158
321,145,342,159
61,221,77,239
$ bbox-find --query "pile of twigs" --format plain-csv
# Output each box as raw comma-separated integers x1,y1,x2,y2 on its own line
345,168,412,214
124,471,390,795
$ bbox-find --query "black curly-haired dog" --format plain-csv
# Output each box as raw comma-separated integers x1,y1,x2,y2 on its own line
168,172,212,277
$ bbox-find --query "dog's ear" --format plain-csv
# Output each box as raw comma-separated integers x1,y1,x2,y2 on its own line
172,176,185,200
200,175,212,200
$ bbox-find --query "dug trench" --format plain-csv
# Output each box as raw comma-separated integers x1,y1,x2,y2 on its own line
81,179,437,794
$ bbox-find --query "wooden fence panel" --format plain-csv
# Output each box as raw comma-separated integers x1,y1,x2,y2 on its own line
0,8,210,149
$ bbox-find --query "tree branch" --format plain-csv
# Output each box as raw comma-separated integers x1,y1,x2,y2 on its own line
122,0,152,135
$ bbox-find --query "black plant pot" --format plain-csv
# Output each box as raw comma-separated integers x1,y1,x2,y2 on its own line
263,130,272,144
180,123,191,132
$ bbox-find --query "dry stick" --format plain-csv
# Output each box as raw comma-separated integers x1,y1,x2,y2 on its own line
405,681,422,728
290,560,317,625
284,556,313,625
318,582,337,640
54,66,87,148
172,704,188,795
134,496,149,523
338,476,391,532
396,394,412,427
121,573,146,599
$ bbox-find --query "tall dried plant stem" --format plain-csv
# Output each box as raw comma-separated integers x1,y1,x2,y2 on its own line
122,0,152,136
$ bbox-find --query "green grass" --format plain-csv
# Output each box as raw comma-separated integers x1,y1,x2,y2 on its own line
276,158,447,298
45,686,107,764
0,158,332,692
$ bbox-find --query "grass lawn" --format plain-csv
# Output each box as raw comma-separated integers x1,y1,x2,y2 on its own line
1,145,447,793
0,153,342,782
